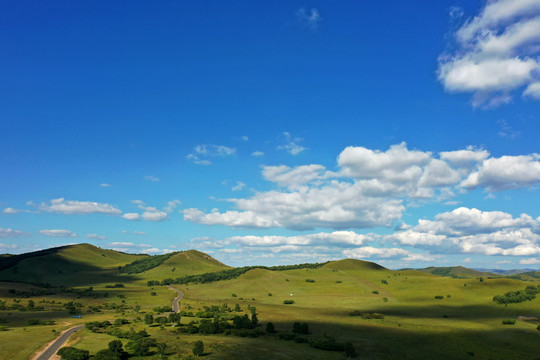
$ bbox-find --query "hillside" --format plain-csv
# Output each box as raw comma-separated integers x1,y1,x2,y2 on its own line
323,258,386,271
0,243,144,286
417,265,496,278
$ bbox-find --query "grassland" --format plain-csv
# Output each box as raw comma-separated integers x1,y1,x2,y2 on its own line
0,244,539,360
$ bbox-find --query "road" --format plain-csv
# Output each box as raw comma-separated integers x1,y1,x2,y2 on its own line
35,325,84,360
168,285,184,313
33,286,184,359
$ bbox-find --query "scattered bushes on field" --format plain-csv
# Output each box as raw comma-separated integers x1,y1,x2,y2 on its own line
493,285,540,304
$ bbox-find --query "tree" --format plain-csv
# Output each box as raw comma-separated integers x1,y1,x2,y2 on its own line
157,342,167,356
266,322,275,334
57,347,90,360
127,337,155,357
27,300,35,309
155,316,168,325
344,342,357,358
144,314,154,326
192,340,204,357
108,340,124,355
251,313,259,327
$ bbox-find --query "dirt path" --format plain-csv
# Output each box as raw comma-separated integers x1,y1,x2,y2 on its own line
168,285,184,313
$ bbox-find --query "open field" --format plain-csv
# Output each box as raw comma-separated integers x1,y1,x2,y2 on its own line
1,244,539,360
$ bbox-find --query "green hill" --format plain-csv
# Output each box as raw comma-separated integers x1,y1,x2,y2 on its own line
0,243,144,287
417,266,496,278
323,258,386,271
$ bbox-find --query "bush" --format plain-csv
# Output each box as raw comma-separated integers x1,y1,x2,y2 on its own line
434,295,444,299
309,335,345,351
292,322,309,334
192,340,204,356
266,322,275,334
372,290,379,294
344,342,357,358
283,300,295,304
57,347,90,360
502,319,516,325
305,279,315,283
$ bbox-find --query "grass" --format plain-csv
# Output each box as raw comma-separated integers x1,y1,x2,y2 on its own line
0,245,539,359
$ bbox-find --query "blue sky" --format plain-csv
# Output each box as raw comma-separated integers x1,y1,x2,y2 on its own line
1,0,540,269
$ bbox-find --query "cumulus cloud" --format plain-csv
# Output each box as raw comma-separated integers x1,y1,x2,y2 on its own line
0,228,29,238
277,132,306,155
251,151,264,157
122,200,175,222
227,231,374,247
186,144,236,165
232,181,246,192
122,230,146,235
520,257,540,265
184,143,540,230
86,234,106,240
38,229,77,238
2,207,34,214
438,0,540,107
297,7,321,29
387,207,540,257
39,198,122,215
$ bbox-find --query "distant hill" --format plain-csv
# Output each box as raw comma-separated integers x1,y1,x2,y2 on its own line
416,266,496,278
0,243,144,287
323,258,386,271
473,268,539,275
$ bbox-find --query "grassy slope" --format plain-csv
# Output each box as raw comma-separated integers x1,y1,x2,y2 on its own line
136,250,230,282
0,244,144,286
1,251,540,359
417,265,496,278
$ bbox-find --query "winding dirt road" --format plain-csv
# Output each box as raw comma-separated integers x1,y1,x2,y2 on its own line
168,285,184,313
32,285,184,359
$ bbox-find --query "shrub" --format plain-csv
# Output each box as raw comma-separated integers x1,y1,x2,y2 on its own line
309,335,345,351
283,300,295,305
305,279,315,283
434,295,444,299
344,342,357,358
231,293,237,297
57,346,90,360
372,290,379,294
381,280,388,285
336,280,342,283
292,322,309,334
266,322,275,334
192,340,204,357
502,319,516,325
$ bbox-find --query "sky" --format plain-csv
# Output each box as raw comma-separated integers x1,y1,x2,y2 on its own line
1,0,540,269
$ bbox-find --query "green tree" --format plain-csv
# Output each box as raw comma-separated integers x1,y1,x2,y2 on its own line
127,337,155,356
57,346,90,360
266,322,275,334
192,340,204,357
251,313,259,327
27,300,35,309
155,316,168,325
157,342,167,356
144,314,154,326
344,342,357,358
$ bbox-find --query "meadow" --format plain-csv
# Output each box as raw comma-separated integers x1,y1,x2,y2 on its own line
0,244,539,360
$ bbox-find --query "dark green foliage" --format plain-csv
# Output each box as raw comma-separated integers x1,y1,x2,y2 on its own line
168,313,181,324
251,313,258,327
147,280,160,287
309,335,345,351
493,285,540,304
119,253,175,274
344,342,357,358
434,295,444,299
105,284,125,288
57,346,90,360
156,342,167,356
192,340,204,357
292,322,309,334
283,300,295,304
155,316,168,325
381,279,388,285
278,333,297,341
234,304,241,312
266,322,275,334
85,321,111,332
144,314,153,325
233,314,253,329
153,305,171,313
26,319,55,325
127,337,156,356
108,328,149,341
371,290,379,294
63,301,83,315
305,279,315,283
93,349,121,360
231,293,237,297
502,319,516,325
114,318,129,326
349,311,384,319
149,261,330,286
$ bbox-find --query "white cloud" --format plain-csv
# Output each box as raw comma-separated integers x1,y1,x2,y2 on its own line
523,82,540,99
241,136,249,142
145,175,160,182
39,198,122,215
3,207,20,214
38,229,77,238
460,154,540,191
187,144,236,165
232,181,246,192
343,246,437,262
387,207,540,257
122,213,141,221
122,230,146,235
277,132,306,155
86,234,106,240
227,231,374,247
141,208,168,221
520,257,540,265
0,228,29,238
438,0,540,106
297,7,321,29
184,143,540,230
0,243,17,250
100,183,112,187
163,200,182,213
251,151,264,157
